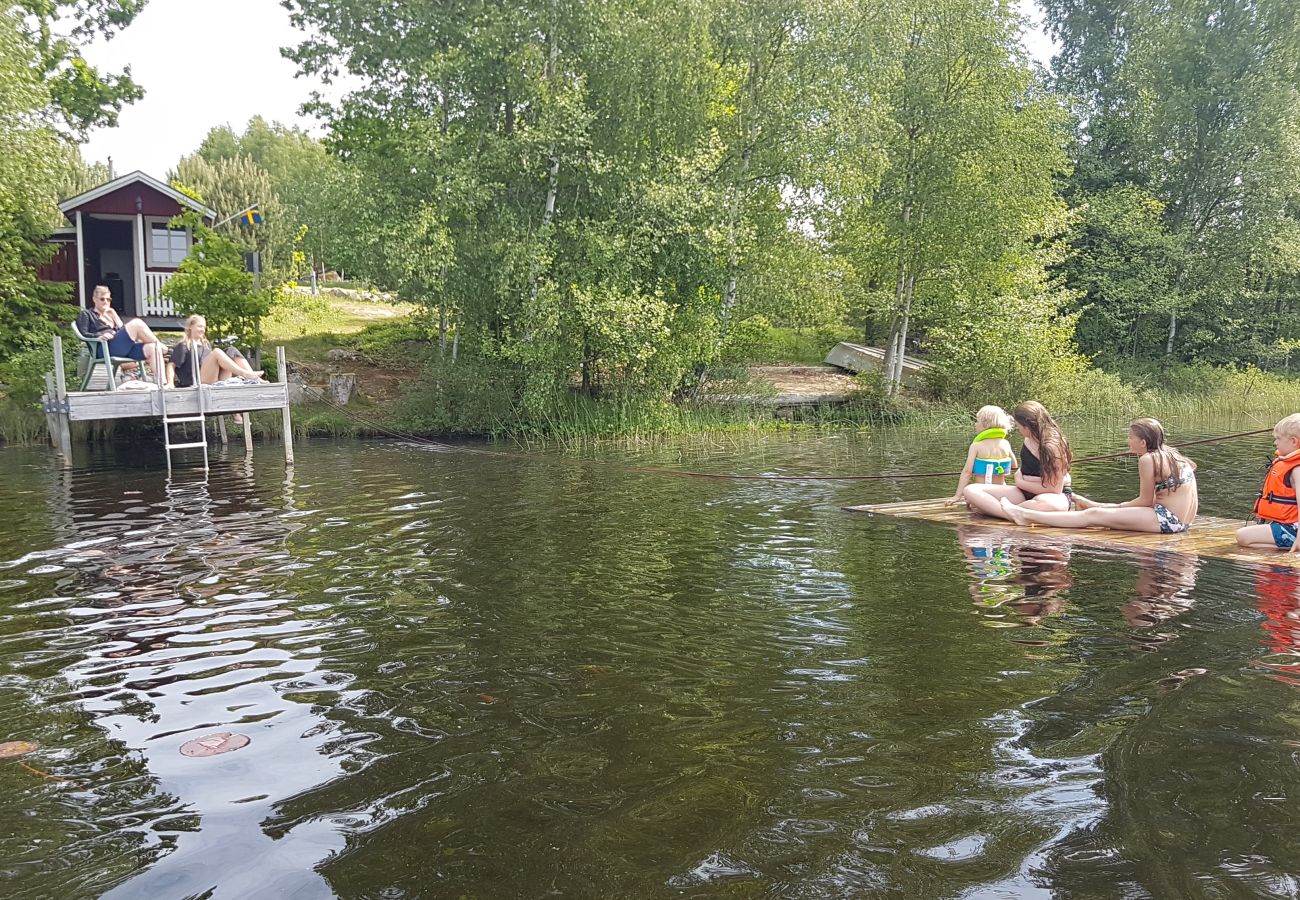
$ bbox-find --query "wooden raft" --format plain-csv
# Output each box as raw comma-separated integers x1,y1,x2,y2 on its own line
845,497,1300,569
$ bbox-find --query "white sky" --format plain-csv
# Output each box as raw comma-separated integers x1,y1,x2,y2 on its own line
83,0,1058,178
81,0,344,175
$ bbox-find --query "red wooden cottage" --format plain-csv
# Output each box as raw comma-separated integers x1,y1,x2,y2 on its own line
39,171,216,328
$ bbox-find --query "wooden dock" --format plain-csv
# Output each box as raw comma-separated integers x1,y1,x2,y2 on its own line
41,336,295,468
845,497,1300,569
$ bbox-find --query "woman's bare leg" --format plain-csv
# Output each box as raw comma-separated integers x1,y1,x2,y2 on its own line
1000,498,1162,532
1021,492,1071,512
963,484,1028,520
199,349,263,383
210,348,262,379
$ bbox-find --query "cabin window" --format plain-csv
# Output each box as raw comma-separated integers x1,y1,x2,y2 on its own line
148,223,190,266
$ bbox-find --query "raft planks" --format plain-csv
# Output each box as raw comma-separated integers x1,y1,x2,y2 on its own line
844,497,1300,569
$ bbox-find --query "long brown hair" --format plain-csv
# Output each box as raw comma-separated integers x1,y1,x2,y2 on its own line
1130,417,1192,486
1013,400,1072,484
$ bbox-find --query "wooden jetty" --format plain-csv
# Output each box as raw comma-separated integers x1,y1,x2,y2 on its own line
41,335,295,469
846,497,1300,570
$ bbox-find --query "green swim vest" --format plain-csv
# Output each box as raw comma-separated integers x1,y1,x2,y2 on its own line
973,427,1007,443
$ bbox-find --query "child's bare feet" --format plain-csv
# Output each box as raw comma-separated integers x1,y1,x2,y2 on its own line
1000,497,1030,525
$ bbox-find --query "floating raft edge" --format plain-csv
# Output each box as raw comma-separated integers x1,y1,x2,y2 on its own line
844,499,1300,570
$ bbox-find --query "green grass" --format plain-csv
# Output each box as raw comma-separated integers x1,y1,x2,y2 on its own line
263,292,421,366
733,324,860,365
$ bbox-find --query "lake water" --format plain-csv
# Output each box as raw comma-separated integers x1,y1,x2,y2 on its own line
1,423,1298,899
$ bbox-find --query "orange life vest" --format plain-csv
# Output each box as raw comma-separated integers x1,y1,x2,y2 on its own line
1254,451,1300,524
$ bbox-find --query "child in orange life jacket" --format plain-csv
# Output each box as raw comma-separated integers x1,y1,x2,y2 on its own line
945,405,1016,506
1236,413,1300,552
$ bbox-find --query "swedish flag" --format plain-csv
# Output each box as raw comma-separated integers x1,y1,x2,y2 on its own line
238,206,263,227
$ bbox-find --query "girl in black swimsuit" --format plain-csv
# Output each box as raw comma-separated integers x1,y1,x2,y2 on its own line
963,401,1074,521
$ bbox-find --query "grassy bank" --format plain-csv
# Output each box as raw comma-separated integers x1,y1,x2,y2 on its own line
4,298,1298,447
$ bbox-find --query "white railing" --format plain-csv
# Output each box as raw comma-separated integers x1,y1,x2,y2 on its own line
141,271,175,317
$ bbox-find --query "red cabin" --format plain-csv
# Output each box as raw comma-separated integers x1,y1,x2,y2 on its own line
38,171,216,328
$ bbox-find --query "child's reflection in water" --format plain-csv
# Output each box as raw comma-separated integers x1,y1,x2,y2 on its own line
957,528,1202,639
1252,566,1300,683
957,525,1072,626
1124,550,1200,630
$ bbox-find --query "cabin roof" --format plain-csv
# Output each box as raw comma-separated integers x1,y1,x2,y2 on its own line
58,171,216,219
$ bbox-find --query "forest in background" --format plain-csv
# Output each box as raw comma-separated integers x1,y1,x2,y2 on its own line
3,0,1300,436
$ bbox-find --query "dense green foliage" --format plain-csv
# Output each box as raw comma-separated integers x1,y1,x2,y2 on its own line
160,212,276,349
1045,0,1300,365
0,3,142,364
276,0,1093,411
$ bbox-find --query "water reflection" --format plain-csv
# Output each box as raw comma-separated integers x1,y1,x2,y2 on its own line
8,464,345,898
957,525,1073,628
1123,550,1199,636
3,429,1300,898
1251,565,1300,685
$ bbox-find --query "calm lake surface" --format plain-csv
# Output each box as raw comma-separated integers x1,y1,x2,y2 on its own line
2,423,1299,899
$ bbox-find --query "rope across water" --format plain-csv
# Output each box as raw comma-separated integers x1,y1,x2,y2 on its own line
289,367,1271,481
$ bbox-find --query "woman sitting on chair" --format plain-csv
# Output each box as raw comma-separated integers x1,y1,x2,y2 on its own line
74,284,168,378
166,315,264,388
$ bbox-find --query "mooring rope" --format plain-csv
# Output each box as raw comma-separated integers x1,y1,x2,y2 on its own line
287,364,1273,482
626,428,1275,482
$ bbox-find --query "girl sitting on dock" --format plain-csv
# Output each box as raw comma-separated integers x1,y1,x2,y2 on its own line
964,401,1074,519
1000,418,1198,534
945,405,1016,505
166,315,264,388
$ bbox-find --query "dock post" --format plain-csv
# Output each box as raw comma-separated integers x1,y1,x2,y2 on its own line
243,413,253,454
217,416,228,446
51,337,72,465
42,374,59,450
277,346,294,466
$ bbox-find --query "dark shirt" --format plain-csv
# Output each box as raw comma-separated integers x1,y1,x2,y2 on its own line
170,341,210,388
75,308,116,340
1020,443,1042,478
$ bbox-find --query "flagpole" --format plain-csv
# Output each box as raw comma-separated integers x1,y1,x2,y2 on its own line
214,203,260,229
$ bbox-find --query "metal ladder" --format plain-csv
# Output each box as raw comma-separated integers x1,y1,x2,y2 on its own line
161,380,209,471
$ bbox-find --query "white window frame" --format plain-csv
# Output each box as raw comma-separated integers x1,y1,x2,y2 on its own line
145,217,191,268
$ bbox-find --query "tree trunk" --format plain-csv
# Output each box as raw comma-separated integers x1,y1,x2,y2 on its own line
439,306,448,357
881,198,914,395
525,37,561,319
1165,309,1177,357
721,143,752,325
329,373,357,405
892,271,916,387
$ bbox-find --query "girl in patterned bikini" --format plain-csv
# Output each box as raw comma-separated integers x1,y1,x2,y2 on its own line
1000,418,1199,534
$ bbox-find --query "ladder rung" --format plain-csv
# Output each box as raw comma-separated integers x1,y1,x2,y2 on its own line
167,441,209,450
165,416,206,424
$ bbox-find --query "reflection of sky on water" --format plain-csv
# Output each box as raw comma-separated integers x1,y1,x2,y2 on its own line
2,464,344,898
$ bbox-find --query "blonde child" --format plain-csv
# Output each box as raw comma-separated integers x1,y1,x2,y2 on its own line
946,405,1016,506
964,400,1074,519
1236,414,1300,553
